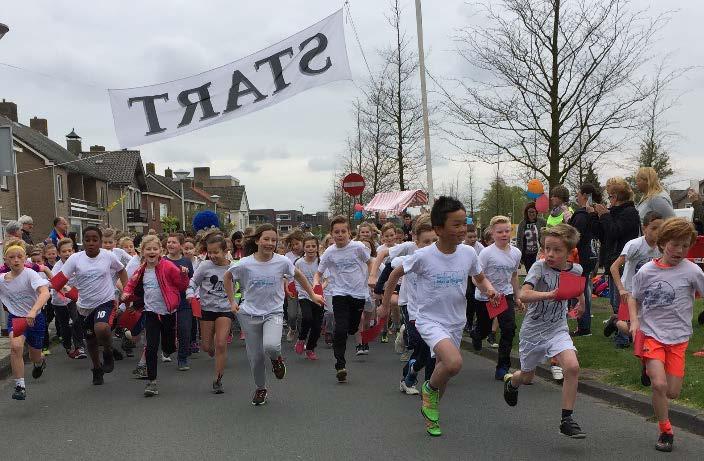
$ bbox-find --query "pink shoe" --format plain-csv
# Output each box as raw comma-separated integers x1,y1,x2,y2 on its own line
306,350,318,360
239,331,245,340
294,340,305,355
227,334,233,345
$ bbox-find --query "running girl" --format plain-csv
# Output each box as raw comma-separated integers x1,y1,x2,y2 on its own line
294,234,324,359
187,232,233,394
51,227,128,385
225,224,324,405
1,240,51,400
122,235,190,397
284,230,305,342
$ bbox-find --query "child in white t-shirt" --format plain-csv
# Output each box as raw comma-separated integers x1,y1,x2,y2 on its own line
503,224,586,439
628,217,704,453
471,216,523,380
314,216,373,383
382,197,497,437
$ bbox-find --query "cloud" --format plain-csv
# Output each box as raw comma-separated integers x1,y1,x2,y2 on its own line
307,155,338,171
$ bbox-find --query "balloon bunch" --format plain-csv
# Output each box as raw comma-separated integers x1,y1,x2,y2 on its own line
526,179,549,213
353,203,364,220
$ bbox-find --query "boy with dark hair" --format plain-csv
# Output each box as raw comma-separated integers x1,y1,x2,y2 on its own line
382,196,497,436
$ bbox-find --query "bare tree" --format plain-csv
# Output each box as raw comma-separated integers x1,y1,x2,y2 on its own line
379,0,425,190
442,0,665,190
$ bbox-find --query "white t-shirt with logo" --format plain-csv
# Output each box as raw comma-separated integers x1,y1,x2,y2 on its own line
60,249,124,310
402,243,482,328
475,243,521,301
143,268,169,315
392,255,419,319
50,260,74,306
620,236,661,291
228,253,295,316
295,257,319,301
0,268,50,317
318,240,372,299
189,260,232,312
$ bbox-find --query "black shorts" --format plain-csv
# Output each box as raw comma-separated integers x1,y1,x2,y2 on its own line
82,300,114,336
200,310,235,322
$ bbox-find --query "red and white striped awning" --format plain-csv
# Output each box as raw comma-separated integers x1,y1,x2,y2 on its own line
364,190,428,213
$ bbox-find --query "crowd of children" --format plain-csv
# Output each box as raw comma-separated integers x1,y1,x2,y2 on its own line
2,196,703,453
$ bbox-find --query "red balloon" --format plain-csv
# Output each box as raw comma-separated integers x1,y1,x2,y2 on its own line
354,203,364,212
535,194,549,213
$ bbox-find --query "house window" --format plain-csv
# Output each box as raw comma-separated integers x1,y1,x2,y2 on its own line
56,174,64,201
159,203,168,219
150,201,155,221
277,213,290,221
279,225,291,232
0,175,8,191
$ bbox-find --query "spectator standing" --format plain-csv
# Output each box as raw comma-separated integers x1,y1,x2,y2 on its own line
594,177,641,348
516,202,546,272
688,188,704,235
546,186,573,227
634,167,675,220
18,215,34,244
5,220,21,240
401,213,413,242
47,217,68,246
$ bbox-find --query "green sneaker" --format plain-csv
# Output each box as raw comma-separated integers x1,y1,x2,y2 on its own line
425,418,442,437
421,381,439,423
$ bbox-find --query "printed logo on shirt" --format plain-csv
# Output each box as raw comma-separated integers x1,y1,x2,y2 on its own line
250,276,277,289
432,271,465,288
641,280,676,309
334,257,358,271
207,275,226,298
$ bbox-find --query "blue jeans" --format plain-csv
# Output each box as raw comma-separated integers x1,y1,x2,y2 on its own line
608,275,630,346
577,265,593,331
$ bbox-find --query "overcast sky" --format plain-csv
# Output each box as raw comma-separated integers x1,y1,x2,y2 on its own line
1,0,703,212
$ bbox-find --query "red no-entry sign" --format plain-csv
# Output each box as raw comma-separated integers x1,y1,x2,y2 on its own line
342,173,365,196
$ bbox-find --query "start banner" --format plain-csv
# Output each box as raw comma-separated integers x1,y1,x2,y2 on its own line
109,9,350,148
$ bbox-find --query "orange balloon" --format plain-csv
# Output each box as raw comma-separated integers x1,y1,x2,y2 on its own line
527,179,544,196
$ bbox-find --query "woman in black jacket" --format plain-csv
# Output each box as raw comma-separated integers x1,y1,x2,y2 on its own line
516,202,546,272
568,183,603,336
595,177,641,347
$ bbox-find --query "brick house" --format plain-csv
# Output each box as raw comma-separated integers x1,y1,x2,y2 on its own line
1,101,110,242
192,167,250,232
145,164,208,232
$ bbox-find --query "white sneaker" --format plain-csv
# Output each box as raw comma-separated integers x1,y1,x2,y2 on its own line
550,365,563,381
161,353,172,363
286,329,296,342
399,380,420,395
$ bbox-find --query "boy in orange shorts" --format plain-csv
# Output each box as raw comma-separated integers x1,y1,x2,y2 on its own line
628,217,704,453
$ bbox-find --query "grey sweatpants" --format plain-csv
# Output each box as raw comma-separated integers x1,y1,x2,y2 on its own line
237,312,284,389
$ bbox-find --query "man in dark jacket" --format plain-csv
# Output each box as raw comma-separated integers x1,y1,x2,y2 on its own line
595,178,641,347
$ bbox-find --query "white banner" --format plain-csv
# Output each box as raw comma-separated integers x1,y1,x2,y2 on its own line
109,9,350,148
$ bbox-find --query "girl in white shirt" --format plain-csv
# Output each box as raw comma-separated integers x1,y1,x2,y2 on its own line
1,240,51,400
293,235,324,359
225,224,323,406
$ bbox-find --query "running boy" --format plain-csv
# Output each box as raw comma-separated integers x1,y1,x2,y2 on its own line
314,216,373,383
628,217,704,452
381,197,497,436
502,224,586,439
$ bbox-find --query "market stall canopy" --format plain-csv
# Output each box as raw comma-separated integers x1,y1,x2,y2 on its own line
364,189,428,213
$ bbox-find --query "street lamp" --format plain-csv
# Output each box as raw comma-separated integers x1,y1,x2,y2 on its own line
211,195,220,214
0,24,9,41
174,170,189,231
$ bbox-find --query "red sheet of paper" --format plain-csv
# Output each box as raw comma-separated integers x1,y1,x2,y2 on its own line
633,330,646,357
190,298,202,318
555,272,586,301
617,300,630,321
360,316,388,344
486,296,508,319
118,309,142,331
287,281,298,298
11,317,28,337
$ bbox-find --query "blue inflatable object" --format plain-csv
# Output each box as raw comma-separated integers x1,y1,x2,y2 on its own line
353,211,363,220
466,216,473,225
192,210,220,232
526,191,541,199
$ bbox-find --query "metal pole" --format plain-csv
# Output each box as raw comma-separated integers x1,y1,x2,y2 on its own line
415,0,433,202
180,181,186,231
14,149,20,218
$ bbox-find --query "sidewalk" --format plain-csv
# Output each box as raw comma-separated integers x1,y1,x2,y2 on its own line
461,337,704,436
0,323,57,380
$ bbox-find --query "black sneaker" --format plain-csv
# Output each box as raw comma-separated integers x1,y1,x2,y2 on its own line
336,368,347,383
363,343,369,353
112,348,124,361
252,388,268,406
102,349,115,373
213,375,224,394
92,368,104,385
355,344,364,356
641,364,651,387
470,330,482,352
560,416,586,439
12,385,26,400
272,357,286,379
603,317,617,337
655,432,673,452
503,375,518,406
31,360,46,379
570,329,592,337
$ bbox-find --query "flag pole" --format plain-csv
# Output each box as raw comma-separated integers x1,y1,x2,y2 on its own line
415,0,433,202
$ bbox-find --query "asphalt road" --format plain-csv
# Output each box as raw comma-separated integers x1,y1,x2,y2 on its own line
1,337,703,460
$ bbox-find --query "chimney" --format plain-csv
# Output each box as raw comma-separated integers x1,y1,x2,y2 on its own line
30,117,48,136
145,162,155,174
66,128,82,154
90,145,105,152
0,99,18,122
165,167,173,179
193,167,210,186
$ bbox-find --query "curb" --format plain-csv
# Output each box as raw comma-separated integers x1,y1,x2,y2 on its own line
461,338,704,436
